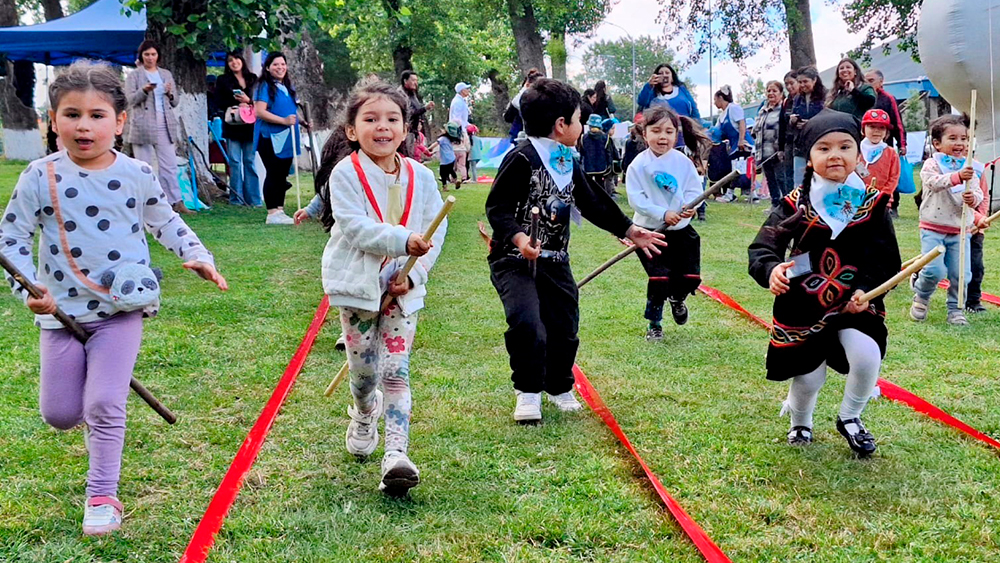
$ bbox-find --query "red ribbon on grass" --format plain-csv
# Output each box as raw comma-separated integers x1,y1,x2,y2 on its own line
179,296,331,563
574,366,733,562
936,279,1000,307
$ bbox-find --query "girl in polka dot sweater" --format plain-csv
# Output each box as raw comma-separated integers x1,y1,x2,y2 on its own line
0,61,227,535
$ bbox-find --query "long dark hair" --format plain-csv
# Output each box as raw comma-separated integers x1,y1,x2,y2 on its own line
316,79,410,231
827,57,865,107
259,51,295,105
653,63,682,94
796,66,827,103
223,52,256,89
642,105,711,169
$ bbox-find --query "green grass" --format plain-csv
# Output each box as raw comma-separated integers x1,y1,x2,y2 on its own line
1,161,999,562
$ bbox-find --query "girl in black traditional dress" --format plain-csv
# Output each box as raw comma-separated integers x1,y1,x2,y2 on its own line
748,110,901,457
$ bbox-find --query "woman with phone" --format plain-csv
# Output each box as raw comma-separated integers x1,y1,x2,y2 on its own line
789,66,827,187
215,51,260,207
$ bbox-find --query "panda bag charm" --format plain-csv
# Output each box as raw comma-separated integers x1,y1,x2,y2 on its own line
100,264,162,312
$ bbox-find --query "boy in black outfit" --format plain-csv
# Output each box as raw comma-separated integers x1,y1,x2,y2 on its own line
486,78,667,424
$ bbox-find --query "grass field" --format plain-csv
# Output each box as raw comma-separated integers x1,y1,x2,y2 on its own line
1,160,999,562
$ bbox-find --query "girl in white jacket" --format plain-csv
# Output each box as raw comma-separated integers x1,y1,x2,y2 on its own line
317,80,447,496
626,106,710,341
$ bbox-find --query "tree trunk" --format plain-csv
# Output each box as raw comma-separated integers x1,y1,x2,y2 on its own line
784,0,816,69
487,68,511,134
392,45,413,78
0,0,44,160
145,18,224,203
506,0,546,75
548,29,567,81
286,29,332,170
382,0,413,79
42,0,63,20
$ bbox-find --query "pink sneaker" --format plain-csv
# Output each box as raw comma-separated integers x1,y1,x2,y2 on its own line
82,496,123,536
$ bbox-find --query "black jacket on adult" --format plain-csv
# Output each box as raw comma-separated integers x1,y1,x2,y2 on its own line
404,88,430,135
215,72,257,143
873,89,906,153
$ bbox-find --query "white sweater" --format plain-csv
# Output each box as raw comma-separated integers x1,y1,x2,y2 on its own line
625,148,703,231
322,152,446,315
0,151,214,328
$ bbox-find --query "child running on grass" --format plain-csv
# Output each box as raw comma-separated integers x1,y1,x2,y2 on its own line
748,110,900,457
625,105,711,341
486,78,666,424
317,79,447,496
0,60,227,535
911,114,984,325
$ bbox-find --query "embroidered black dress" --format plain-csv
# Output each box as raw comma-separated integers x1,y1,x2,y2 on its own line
748,186,901,381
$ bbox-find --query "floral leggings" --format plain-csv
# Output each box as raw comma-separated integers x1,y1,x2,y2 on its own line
341,304,417,453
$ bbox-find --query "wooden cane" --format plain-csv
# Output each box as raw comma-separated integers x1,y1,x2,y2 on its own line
324,196,456,397
857,245,944,305
577,168,743,289
958,90,978,310
0,253,177,424
900,253,923,270
529,207,540,279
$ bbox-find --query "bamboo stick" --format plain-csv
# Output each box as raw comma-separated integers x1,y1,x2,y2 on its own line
958,90,978,309
857,246,944,305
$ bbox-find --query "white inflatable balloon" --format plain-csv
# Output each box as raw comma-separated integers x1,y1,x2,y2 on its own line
919,0,1000,164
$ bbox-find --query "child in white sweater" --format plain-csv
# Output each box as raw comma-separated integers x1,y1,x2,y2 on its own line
318,79,447,496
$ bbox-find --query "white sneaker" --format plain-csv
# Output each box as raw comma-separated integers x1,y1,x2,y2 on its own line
513,391,542,423
335,333,346,351
346,390,383,457
265,211,295,225
82,496,123,536
717,192,735,203
379,450,419,496
547,391,583,412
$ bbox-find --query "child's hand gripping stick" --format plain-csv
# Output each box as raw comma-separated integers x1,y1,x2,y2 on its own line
0,252,177,424
856,245,944,306
324,196,456,397
529,206,540,278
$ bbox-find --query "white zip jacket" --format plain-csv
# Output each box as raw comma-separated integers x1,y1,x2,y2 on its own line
322,151,446,316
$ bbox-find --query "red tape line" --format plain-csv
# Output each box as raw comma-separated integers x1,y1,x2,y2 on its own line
574,366,733,562
696,283,1000,453
936,279,1000,307
179,296,331,563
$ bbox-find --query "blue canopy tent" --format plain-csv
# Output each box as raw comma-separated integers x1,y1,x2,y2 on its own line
0,0,146,66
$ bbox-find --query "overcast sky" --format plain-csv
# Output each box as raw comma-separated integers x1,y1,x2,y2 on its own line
567,0,866,116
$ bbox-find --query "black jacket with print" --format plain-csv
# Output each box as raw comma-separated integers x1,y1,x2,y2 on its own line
486,140,632,263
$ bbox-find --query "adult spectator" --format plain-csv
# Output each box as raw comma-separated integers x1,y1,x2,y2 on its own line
713,85,751,202
504,68,544,142
125,40,189,214
450,82,472,182
782,70,799,194
592,80,617,119
864,69,906,153
865,68,908,216
215,51,260,207
400,70,434,158
254,51,301,225
752,80,788,208
581,88,596,126
827,57,876,120
790,66,827,186
636,63,700,121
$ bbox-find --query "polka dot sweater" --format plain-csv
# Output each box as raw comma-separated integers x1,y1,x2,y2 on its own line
0,150,214,328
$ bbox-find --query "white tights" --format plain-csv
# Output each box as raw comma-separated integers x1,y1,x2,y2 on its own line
783,329,882,429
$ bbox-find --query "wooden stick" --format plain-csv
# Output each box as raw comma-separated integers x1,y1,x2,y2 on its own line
857,245,944,305
578,169,744,289
959,89,978,310
324,196,457,397
292,124,302,211
529,206,540,279
0,253,177,424
900,253,923,270
974,208,1000,234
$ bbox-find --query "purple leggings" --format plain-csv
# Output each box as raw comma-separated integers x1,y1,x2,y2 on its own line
39,310,143,498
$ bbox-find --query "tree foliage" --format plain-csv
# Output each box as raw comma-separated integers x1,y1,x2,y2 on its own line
841,0,922,63
580,36,683,95
736,76,766,106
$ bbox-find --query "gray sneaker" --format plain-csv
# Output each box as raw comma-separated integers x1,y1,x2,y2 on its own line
910,296,929,322
346,390,383,457
947,310,969,326
379,450,419,496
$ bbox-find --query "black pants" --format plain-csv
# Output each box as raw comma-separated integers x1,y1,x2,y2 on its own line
440,162,456,186
257,137,293,210
783,145,796,194
968,232,985,307
637,225,701,322
490,257,579,395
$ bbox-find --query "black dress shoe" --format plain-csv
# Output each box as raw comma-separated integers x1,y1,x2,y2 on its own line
836,417,877,457
787,426,813,445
